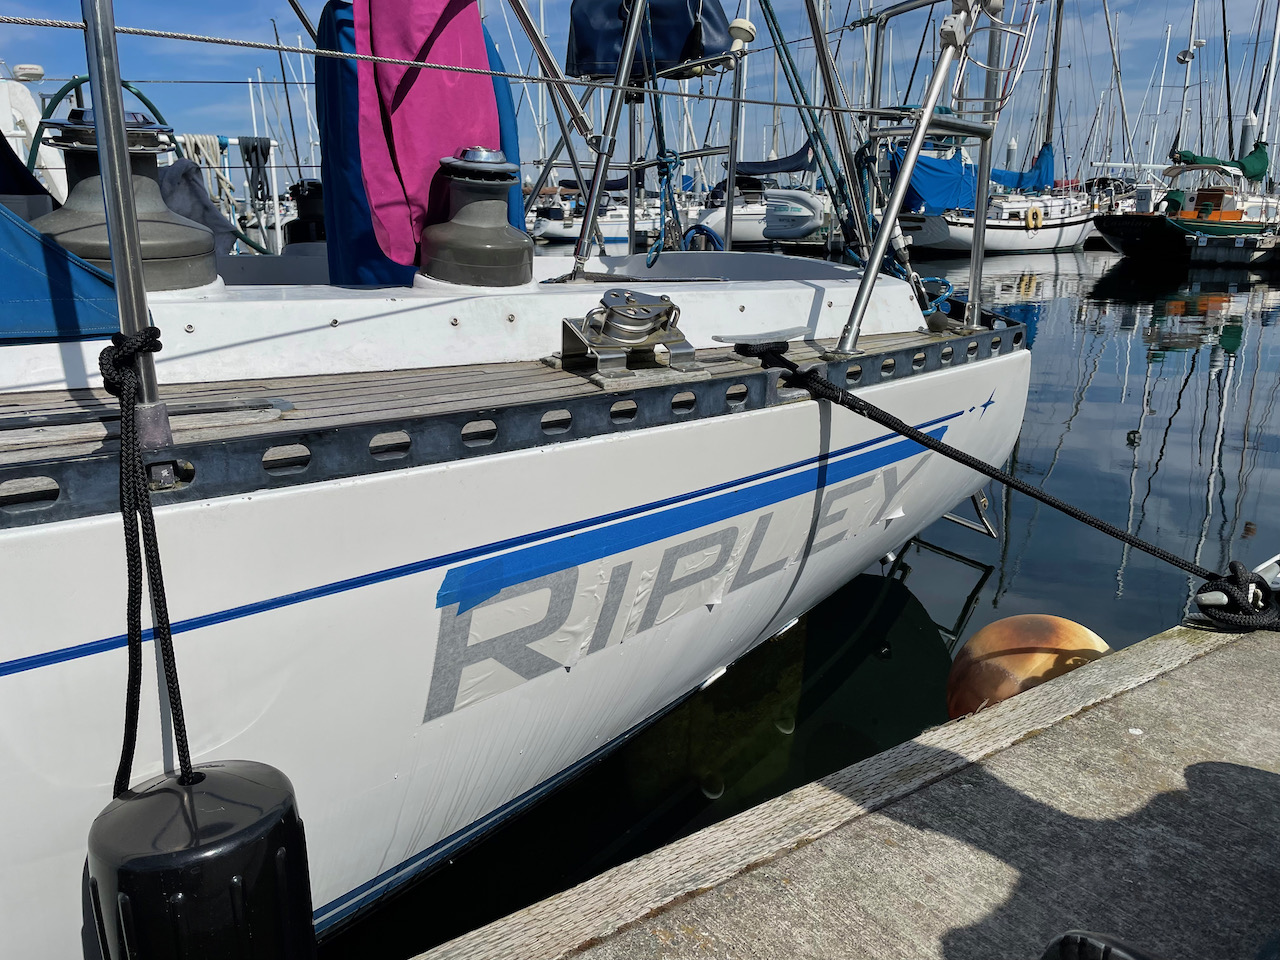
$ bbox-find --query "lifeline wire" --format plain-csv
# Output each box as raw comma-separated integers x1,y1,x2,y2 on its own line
734,341,1280,633
0,15,909,125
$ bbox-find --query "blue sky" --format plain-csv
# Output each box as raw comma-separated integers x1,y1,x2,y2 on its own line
0,0,1267,187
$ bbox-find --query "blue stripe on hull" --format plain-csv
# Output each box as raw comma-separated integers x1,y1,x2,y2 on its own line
311,684,685,932
438,428,949,612
0,412,958,678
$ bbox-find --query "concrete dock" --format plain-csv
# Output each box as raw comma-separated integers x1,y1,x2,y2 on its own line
417,625,1280,960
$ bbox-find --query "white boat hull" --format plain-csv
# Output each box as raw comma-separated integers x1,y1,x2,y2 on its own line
0,343,1029,954
901,212,1095,254
693,189,826,244
530,212,659,242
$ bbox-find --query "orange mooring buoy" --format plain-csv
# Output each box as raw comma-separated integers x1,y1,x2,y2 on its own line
946,614,1110,719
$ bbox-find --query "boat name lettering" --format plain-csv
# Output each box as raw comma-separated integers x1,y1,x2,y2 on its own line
421,461,925,722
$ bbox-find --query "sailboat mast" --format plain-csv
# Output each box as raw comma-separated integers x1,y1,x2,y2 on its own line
1149,24,1172,165
1175,0,1199,154
1222,0,1235,156
1042,0,1066,147
1261,0,1280,143
538,0,547,161
772,54,780,155
1102,0,1139,175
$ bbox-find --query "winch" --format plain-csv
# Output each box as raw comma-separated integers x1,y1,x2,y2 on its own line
419,146,533,286
29,108,217,291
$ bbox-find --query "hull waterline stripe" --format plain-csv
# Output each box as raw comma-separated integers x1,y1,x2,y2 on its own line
310,683,695,932
439,428,948,611
0,411,959,679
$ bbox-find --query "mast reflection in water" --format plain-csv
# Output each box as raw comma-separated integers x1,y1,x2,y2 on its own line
322,251,1280,959
923,251,1280,640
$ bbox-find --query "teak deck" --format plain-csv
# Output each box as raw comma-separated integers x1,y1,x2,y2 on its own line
0,329,962,468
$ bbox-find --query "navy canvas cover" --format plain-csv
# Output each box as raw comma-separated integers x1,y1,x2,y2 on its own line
892,142,1056,214
566,0,731,79
891,149,978,215
0,201,119,343
559,176,629,191
990,142,1055,192
736,140,817,177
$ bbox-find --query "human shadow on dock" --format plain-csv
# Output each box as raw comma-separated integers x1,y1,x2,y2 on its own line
854,746,1280,960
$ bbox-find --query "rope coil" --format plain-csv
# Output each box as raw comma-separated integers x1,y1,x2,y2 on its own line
735,341,1280,633
100,329,197,796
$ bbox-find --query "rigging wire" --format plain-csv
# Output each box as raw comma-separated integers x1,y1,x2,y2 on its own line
0,14,901,124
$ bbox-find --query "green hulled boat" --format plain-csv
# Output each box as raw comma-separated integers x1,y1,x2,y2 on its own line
1095,147,1278,263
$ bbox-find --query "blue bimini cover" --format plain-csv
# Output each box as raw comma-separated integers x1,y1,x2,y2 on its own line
891,148,978,215
316,0,417,286
0,201,120,343
482,26,524,230
893,142,1057,214
991,142,1055,193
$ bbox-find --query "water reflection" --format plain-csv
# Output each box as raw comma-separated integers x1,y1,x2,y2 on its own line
923,251,1280,646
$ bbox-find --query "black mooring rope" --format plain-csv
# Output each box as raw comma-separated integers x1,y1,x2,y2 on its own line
735,341,1280,633
99,328,196,797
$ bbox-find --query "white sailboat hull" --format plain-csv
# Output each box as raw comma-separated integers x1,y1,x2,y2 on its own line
901,211,1095,254
530,211,659,242
1,351,1029,956
0,247,1030,956
693,189,826,244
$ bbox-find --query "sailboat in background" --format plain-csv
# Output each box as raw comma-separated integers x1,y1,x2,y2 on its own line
527,174,665,243
896,0,1094,256
897,142,1094,254
691,139,829,243
1095,0,1280,263
1093,144,1278,261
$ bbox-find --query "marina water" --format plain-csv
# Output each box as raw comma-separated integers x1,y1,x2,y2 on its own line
321,249,1280,958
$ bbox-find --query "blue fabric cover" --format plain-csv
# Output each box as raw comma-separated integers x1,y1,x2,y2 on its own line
991,143,1055,193
0,201,119,343
891,149,978,215
482,27,524,229
316,0,416,286
566,0,731,79
892,142,1056,214
559,176,629,191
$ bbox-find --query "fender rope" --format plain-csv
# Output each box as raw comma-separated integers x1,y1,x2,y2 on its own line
735,341,1280,632
99,328,196,796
